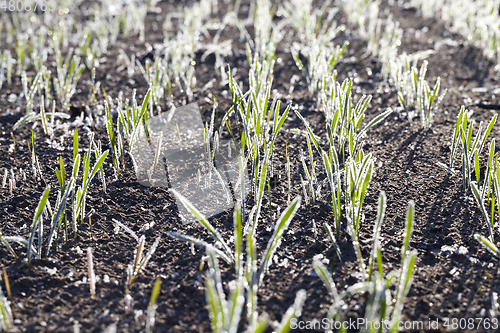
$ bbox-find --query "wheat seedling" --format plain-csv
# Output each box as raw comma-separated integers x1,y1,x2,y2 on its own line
299,136,320,203
27,186,50,267
295,79,390,240
53,51,85,111
12,104,69,132
319,78,392,160
21,71,41,115
170,185,302,328
345,152,375,278
91,139,107,194
46,173,76,254
367,191,386,282
71,134,108,237
313,194,417,333
204,246,245,333
282,0,347,95
292,41,348,96
345,151,374,236
126,235,161,287
0,285,14,333
137,57,170,114
169,143,302,326
105,101,122,175
281,0,338,44
116,89,151,153
223,69,290,196
408,0,500,66
169,189,301,273
205,245,306,333
468,138,499,243
474,234,499,259
0,232,17,259
411,61,447,129
446,106,497,190
489,154,500,233
146,277,161,333
392,51,433,123
338,0,380,39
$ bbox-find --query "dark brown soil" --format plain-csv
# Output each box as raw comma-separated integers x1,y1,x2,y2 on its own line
1,1,500,332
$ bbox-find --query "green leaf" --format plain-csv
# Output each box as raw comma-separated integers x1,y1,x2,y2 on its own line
471,181,493,239
475,151,480,185
13,112,69,131
105,101,115,148
59,156,65,188
234,202,243,277
459,126,470,185
72,154,81,180
474,234,500,258
294,110,322,154
328,41,348,71
257,196,301,285
205,262,223,333
251,315,269,333
28,186,50,266
0,231,17,259
401,200,414,264
428,77,440,111
169,189,234,263
466,120,474,151
355,160,373,232
207,247,227,327
73,129,79,161
368,192,386,282
87,151,109,188
291,48,304,72
46,177,76,257
72,187,82,236
358,108,392,139
391,250,417,333
313,259,339,298
149,277,162,308
479,114,497,153
0,285,14,332
167,232,232,264
397,91,406,110
129,89,152,150
482,139,495,199
275,290,307,333
436,161,456,175
450,107,464,168
324,223,343,264
226,276,244,333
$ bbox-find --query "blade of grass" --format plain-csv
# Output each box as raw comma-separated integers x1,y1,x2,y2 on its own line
401,200,414,264
275,290,307,333
368,192,386,282
474,234,500,258
28,186,50,266
167,232,232,264
256,196,301,285
169,189,234,262
471,181,493,239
